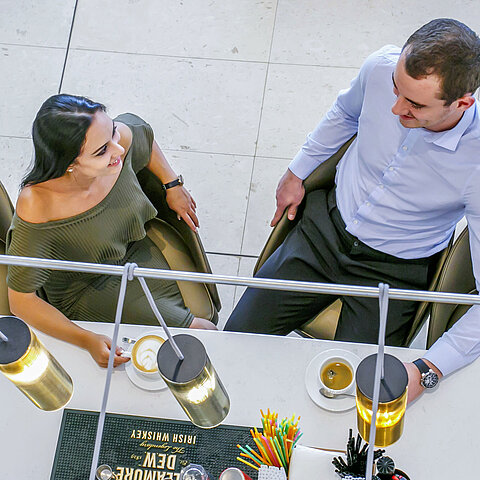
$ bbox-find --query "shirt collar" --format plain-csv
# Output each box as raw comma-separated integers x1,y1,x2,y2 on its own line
421,101,476,151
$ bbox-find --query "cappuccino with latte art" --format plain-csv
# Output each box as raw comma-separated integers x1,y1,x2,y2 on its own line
131,334,164,375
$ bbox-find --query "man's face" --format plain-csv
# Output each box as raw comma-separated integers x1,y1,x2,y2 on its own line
391,54,466,132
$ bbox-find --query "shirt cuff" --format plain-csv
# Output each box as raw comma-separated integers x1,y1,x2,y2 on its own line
424,338,473,377
289,150,323,180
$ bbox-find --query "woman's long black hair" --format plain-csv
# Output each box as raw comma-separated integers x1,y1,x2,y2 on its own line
21,94,106,188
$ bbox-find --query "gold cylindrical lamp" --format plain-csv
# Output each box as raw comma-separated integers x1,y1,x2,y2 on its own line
157,334,230,428
0,316,73,411
356,353,408,447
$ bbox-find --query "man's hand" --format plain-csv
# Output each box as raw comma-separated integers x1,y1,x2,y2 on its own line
270,169,305,227
166,186,199,233
84,332,129,368
404,359,443,405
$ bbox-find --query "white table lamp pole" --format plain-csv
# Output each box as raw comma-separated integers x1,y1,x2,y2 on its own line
365,283,389,480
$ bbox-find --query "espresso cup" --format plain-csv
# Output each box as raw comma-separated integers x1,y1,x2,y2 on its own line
131,334,164,377
319,356,354,396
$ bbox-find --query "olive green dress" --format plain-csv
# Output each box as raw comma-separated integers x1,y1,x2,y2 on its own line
6,113,194,328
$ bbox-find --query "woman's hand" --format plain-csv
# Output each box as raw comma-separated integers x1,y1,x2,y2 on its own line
145,139,200,233
8,289,129,369
84,332,130,368
166,186,199,232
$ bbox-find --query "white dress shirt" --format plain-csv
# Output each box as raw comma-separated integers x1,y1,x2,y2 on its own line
289,45,480,376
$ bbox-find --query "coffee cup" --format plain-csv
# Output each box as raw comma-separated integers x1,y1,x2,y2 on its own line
131,334,165,377
319,356,355,396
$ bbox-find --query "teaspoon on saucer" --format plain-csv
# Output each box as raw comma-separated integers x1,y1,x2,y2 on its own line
319,387,356,399
120,337,136,358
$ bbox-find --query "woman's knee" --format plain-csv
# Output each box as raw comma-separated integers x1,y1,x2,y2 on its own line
189,317,218,330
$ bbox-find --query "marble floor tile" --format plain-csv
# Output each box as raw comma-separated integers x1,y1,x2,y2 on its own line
256,63,357,159
271,0,480,67
241,156,291,256
71,0,276,62
0,45,66,138
0,137,33,203
232,256,258,310
0,0,75,47
163,150,253,255
62,49,267,156
207,253,240,330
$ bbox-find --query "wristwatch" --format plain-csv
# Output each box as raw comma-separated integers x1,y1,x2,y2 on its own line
413,358,439,389
163,175,184,190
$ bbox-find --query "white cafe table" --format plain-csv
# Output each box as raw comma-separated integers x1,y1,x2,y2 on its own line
1,321,478,479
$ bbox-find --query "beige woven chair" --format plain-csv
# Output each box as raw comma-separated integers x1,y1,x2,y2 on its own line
137,168,221,323
0,182,13,315
424,227,476,348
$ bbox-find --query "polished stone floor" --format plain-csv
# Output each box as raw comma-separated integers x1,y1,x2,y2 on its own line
1,1,477,333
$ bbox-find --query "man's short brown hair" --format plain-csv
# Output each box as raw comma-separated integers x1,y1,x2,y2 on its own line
402,18,480,105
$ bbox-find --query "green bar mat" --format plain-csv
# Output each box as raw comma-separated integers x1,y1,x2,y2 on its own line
50,409,256,480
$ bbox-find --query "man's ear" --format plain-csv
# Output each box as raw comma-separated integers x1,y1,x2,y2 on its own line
456,94,475,110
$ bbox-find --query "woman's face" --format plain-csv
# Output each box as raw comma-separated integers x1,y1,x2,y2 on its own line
70,111,125,179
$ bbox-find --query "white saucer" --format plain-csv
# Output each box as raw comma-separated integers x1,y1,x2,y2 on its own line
305,348,361,412
124,331,168,392
125,362,168,391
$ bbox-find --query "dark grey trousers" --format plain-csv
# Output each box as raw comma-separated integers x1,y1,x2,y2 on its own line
224,189,437,346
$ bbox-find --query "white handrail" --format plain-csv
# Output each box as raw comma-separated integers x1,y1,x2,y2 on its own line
0,254,478,305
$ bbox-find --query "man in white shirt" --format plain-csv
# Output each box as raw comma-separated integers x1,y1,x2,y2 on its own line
225,18,480,402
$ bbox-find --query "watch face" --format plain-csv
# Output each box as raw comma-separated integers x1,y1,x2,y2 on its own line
421,372,439,389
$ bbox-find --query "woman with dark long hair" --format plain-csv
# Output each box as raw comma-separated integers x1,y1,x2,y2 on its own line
6,94,216,368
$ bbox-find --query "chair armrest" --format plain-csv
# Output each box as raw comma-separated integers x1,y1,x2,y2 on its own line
0,182,13,242
254,135,356,274
427,227,475,347
136,168,221,312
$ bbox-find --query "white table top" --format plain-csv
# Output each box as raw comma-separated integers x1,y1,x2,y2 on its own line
1,321,478,479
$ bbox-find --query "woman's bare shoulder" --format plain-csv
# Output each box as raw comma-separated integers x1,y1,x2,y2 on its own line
16,184,54,223
116,121,133,156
